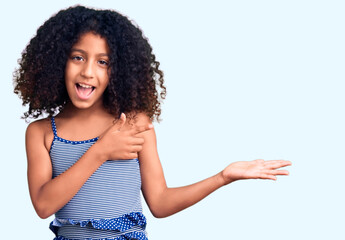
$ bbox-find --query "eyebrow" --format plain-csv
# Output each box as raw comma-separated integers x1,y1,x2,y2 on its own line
70,48,109,57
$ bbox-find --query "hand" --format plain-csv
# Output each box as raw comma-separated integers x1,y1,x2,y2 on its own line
220,159,291,185
96,113,153,160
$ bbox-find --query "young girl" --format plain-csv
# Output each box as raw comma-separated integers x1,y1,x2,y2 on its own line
14,5,291,240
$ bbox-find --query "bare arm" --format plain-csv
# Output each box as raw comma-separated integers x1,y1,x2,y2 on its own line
27,115,152,219
138,114,291,218
27,121,106,218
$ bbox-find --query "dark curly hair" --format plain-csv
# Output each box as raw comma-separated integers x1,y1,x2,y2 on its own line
14,5,166,122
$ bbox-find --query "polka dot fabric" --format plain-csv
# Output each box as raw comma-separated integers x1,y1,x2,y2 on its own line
50,212,147,233
91,212,146,231
54,231,147,240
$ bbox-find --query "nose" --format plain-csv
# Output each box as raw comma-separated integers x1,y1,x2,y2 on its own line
80,60,94,79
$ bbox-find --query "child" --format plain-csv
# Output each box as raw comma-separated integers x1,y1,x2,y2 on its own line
14,5,291,240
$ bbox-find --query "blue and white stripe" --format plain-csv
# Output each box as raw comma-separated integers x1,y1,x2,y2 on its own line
49,117,147,239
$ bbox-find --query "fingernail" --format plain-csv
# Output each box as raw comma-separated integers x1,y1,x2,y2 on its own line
148,124,153,128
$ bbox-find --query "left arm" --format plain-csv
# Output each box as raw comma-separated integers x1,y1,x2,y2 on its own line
137,114,291,218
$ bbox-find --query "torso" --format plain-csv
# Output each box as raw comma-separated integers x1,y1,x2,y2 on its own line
48,114,147,239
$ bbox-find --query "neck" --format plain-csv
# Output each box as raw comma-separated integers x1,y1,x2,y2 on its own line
59,102,115,122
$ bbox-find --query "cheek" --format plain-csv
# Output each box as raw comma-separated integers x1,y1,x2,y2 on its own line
65,63,79,84
64,63,72,83
102,80,110,91
100,72,110,87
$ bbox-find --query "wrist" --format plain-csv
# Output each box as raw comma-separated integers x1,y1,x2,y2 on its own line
217,170,235,186
215,171,227,187
91,141,108,164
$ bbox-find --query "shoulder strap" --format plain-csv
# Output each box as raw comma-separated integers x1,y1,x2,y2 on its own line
51,117,58,137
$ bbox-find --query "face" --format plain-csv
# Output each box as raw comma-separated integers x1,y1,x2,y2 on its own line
65,32,110,110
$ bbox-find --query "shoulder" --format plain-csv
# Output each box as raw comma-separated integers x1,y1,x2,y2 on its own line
26,118,54,151
121,112,152,129
26,118,51,136
133,112,152,125
133,112,156,140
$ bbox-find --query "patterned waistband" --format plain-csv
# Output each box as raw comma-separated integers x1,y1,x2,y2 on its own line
56,225,147,240
50,212,147,240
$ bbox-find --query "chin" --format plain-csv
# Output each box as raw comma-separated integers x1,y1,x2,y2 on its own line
69,99,93,110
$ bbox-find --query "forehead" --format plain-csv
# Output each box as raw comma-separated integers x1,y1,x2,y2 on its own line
72,32,110,54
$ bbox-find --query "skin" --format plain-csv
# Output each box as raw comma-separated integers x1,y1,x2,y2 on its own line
26,32,291,220
64,32,110,111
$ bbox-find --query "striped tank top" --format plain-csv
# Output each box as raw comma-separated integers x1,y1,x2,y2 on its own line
48,117,148,240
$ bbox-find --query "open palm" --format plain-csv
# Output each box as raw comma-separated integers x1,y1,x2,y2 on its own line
221,159,291,185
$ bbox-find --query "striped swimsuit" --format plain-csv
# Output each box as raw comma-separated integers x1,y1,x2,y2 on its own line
49,117,148,240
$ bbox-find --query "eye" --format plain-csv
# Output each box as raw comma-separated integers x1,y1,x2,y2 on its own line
98,60,109,66
71,56,84,61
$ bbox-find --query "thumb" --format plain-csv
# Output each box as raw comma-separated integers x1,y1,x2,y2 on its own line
115,113,126,131
98,113,127,139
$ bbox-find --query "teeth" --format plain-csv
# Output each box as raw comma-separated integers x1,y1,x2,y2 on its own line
78,83,93,88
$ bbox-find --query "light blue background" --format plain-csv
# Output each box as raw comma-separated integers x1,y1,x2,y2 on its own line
1,0,344,239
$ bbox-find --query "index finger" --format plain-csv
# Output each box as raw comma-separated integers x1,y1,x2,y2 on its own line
132,124,154,135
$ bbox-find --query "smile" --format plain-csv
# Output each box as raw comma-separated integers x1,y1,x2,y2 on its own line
75,83,95,100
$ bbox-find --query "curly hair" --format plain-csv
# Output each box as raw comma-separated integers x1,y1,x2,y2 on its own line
14,5,166,122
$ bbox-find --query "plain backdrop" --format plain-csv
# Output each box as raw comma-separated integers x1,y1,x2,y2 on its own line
1,0,344,239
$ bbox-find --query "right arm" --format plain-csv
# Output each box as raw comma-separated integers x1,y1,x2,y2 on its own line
26,114,152,219
26,121,107,219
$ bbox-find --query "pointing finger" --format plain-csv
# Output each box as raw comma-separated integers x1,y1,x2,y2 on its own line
132,124,154,135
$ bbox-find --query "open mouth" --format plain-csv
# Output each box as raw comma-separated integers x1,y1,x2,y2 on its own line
75,83,95,100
